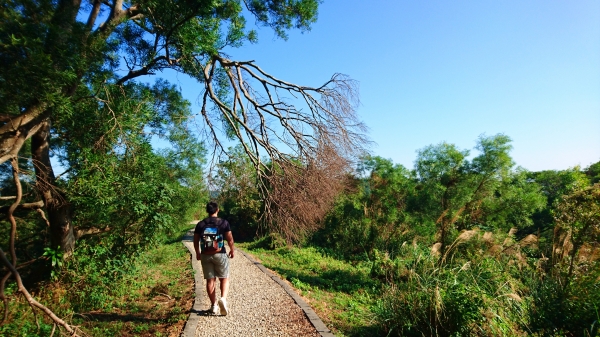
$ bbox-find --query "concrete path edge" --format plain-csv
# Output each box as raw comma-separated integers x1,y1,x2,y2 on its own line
181,229,204,337
181,228,335,337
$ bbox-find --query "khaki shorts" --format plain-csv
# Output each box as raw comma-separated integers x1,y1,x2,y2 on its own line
200,253,229,279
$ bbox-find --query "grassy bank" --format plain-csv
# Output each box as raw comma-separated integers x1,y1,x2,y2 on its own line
1,229,195,337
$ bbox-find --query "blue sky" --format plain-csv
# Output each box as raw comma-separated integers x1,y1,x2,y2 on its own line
179,0,600,172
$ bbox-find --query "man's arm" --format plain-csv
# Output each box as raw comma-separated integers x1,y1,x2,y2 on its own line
193,233,201,260
224,231,235,258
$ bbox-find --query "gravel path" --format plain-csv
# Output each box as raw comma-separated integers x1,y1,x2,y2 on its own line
182,231,332,337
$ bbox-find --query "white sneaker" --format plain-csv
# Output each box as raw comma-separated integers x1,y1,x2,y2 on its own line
210,303,219,315
218,298,229,316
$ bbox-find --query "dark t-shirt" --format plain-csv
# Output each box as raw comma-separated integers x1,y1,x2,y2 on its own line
194,217,231,254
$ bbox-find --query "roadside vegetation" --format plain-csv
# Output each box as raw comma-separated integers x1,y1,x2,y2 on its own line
230,135,600,337
0,227,194,337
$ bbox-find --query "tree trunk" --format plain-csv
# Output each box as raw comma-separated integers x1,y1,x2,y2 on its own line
0,103,49,165
31,118,75,255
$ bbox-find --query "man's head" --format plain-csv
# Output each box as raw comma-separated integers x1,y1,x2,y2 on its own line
206,201,219,216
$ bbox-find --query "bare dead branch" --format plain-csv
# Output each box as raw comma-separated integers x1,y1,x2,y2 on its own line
198,55,369,238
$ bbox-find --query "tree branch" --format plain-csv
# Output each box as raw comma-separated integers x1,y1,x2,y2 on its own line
75,227,112,240
97,2,141,35
0,200,45,214
0,159,21,323
86,0,103,31
0,102,49,165
116,56,168,85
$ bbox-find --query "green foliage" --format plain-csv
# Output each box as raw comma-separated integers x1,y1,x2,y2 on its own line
47,79,207,254
316,135,545,259
316,156,420,259
246,0,320,39
0,232,194,335
476,169,546,231
213,146,263,240
527,272,600,336
373,240,530,337
293,137,597,336
528,167,592,233
0,320,55,337
586,161,600,184
42,246,64,280
413,135,518,239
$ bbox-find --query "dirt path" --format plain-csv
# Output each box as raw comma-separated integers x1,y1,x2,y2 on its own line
181,230,334,337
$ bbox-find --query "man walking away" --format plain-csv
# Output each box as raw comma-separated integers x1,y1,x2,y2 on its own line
193,201,235,315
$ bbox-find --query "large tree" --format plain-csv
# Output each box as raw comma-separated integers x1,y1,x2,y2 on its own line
1,0,366,254
0,0,366,333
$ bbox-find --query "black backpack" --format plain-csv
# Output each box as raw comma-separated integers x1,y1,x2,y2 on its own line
200,218,224,252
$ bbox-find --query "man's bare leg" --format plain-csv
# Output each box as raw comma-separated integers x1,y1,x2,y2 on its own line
206,278,217,304
219,277,229,299
218,277,230,315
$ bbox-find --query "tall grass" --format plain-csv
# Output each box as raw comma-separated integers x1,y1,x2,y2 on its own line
371,229,599,336
372,245,528,336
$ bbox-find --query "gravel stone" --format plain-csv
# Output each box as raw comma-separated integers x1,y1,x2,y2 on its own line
187,246,321,337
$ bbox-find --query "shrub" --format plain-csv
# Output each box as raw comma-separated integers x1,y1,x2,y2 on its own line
373,237,530,336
